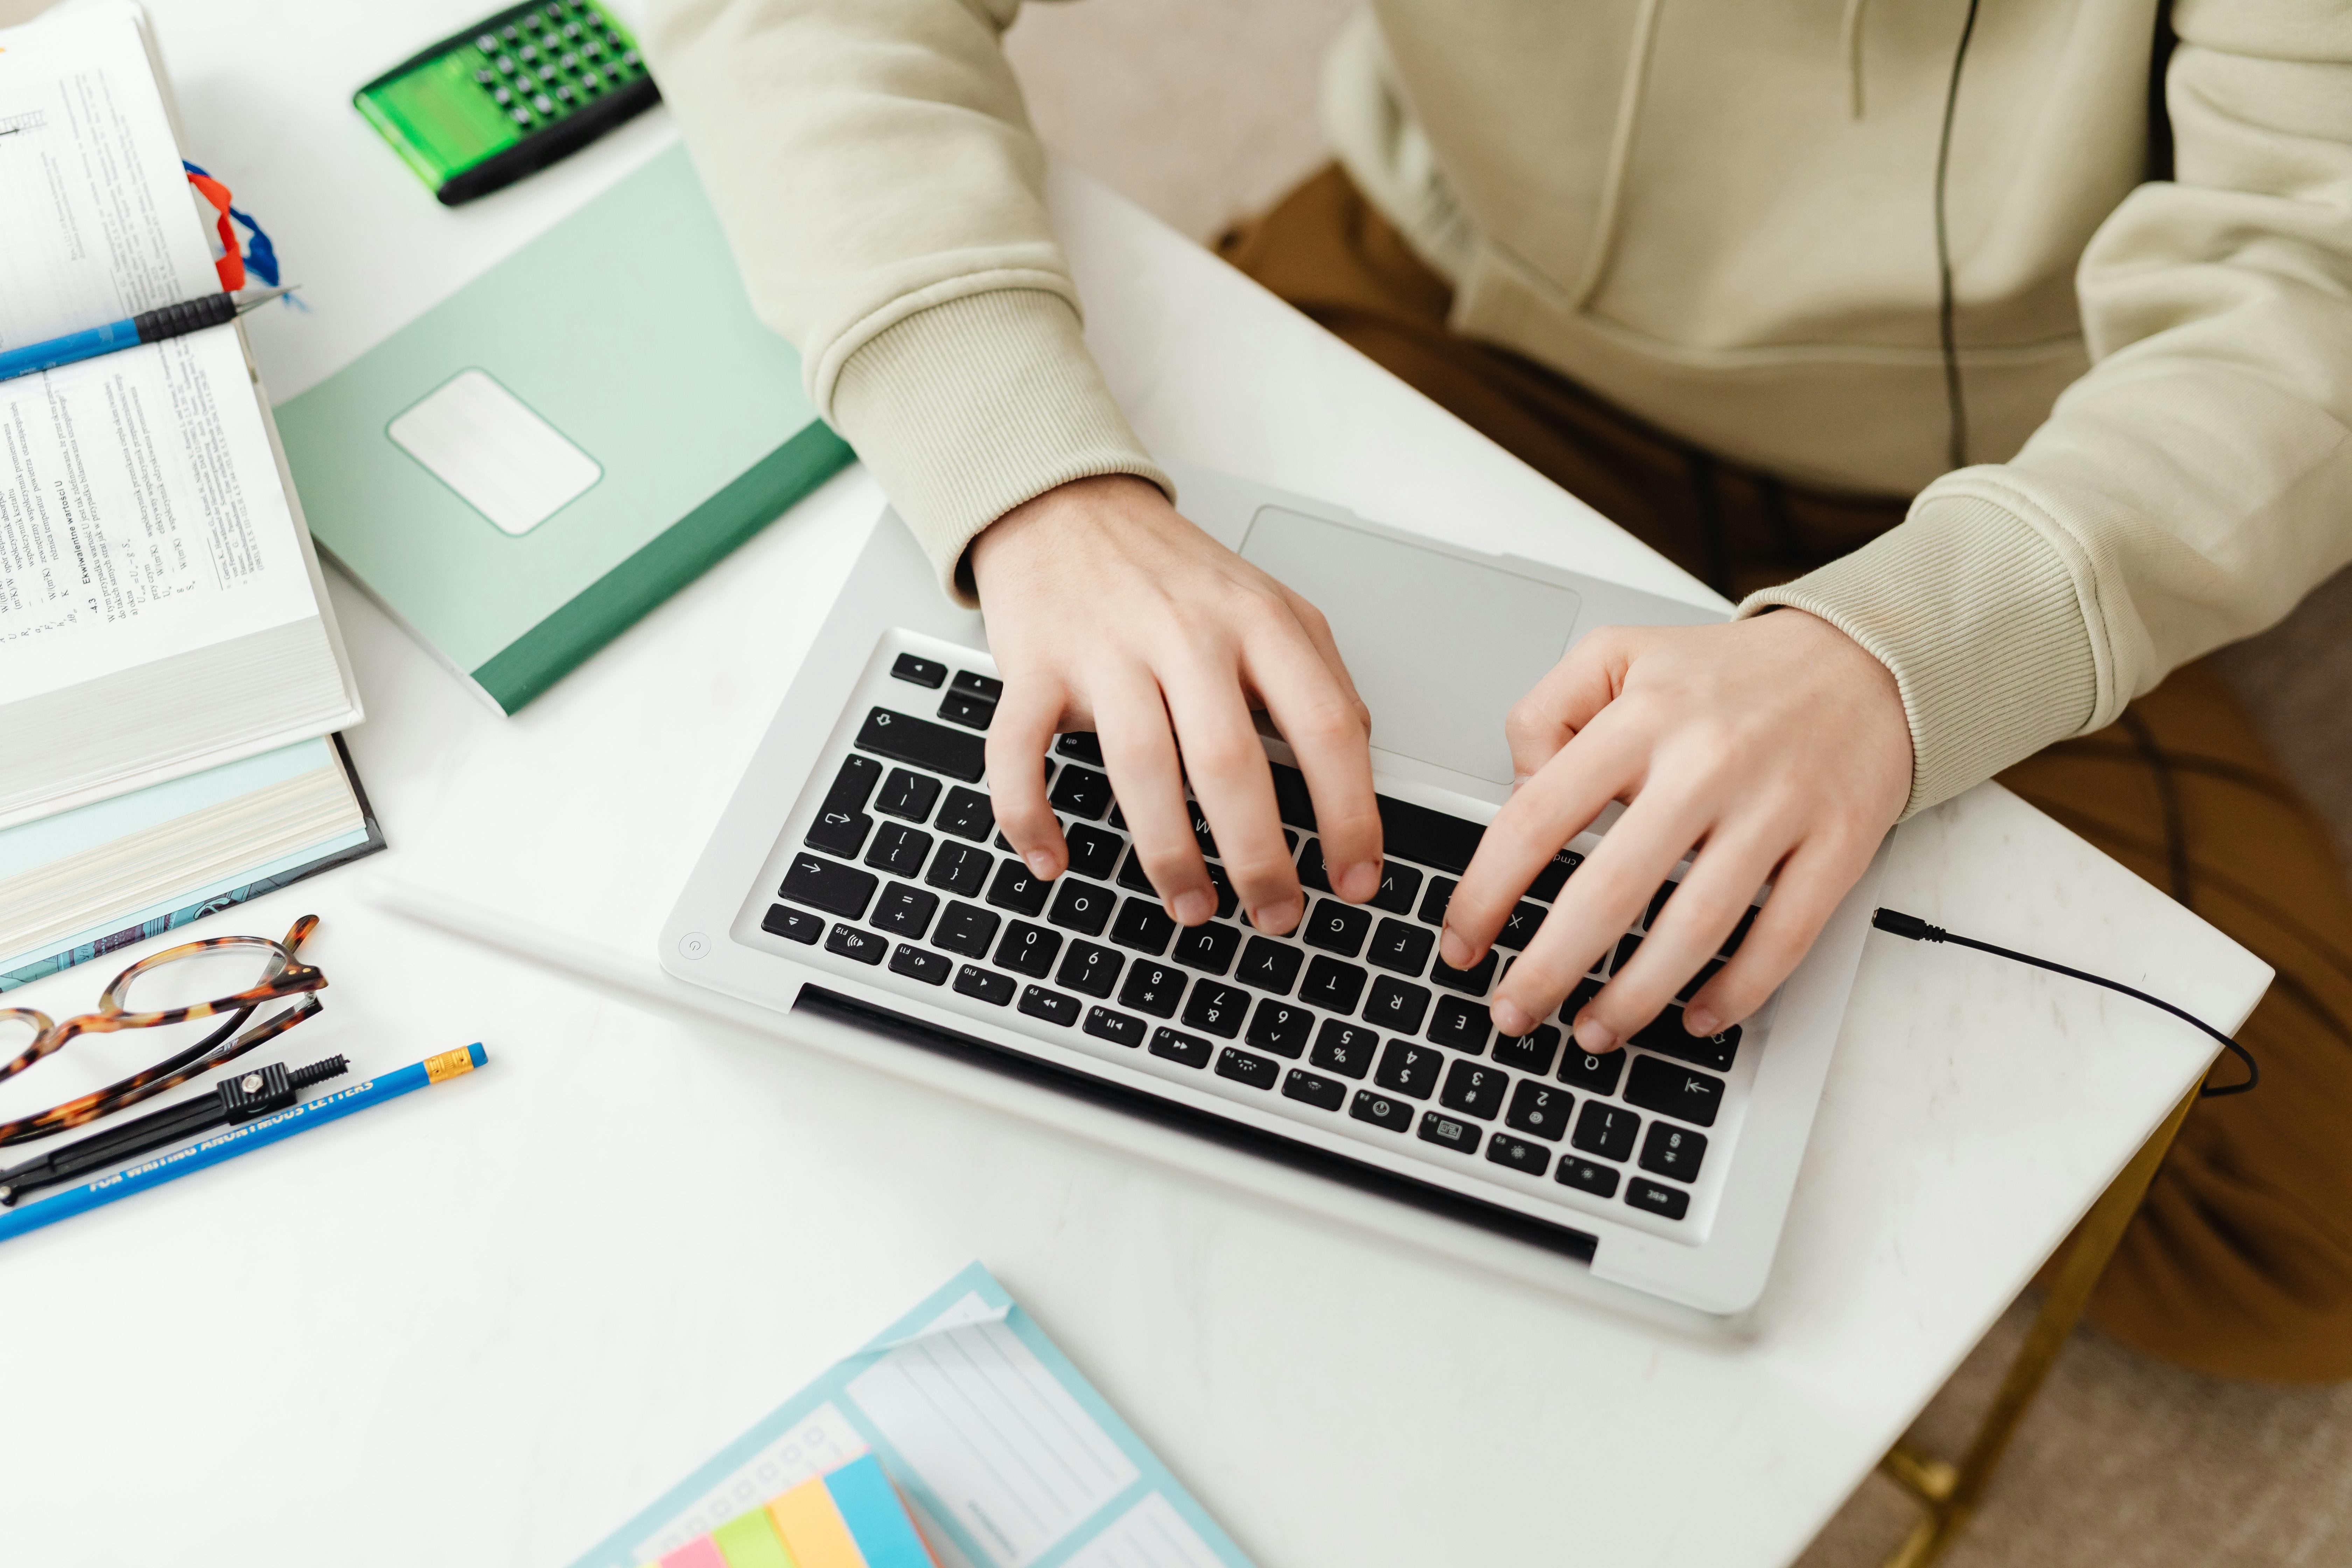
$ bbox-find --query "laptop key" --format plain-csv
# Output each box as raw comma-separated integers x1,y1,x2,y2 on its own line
1559,976,1604,1024
1426,995,1491,1054
925,841,992,897
1115,849,1157,895
856,707,986,783
1084,1006,1146,1047
1350,1088,1412,1132
1418,876,1456,926
1171,920,1242,976
1064,822,1124,881
1555,1155,1620,1199
1299,956,1368,1013
952,670,1003,701
937,691,995,730
1119,961,1187,1018
1625,1054,1726,1128
1486,1133,1550,1177
994,921,1062,979
825,925,887,964
820,753,882,813
932,901,1000,958
890,653,946,688
954,964,1016,1006
935,786,995,841
1149,1027,1213,1069
1676,958,1726,1003
1364,976,1431,1035
1205,863,1239,920
1245,999,1314,1058
1109,897,1177,957
780,853,878,920
1376,796,1485,876
806,806,872,859
1055,732,1104,764
1495,901,1547,952
1431,948,1497,995
1267,761,1319,830
1571,1100,1640,1161
1439,1059,1507,1120
1310,1020,1379,1079
1492,1023,1560,1075
874,768,941,824
1722,905,1760,957
1185,801,1220,860
1366,918,1434,976
1505,1079,1573,1141
1049,765,1115,820
1302,899,1371,958
1417,1110,1480,1154
1526,847,1582,902
1296,837,1332,892
889,944,950,985
864,821,932,878
1612,932,1643,974
1282,1068,1346,1111
1214,1046,1279,1091
986,859,1051,917
872,882,939,939
1182,981,1250,1039
1640,1122,1708,1182
1631,1008,1742,1072
762,904,822,944
1374,1039,1442,1099
1369,862,1423,915
1626,1177,1691,1220
1056,940,1123,999
1644,881,1678,930
1557,1044,1626,1096
1018,985,1083,1027
1237,936,1304,994
1045,877,1116,936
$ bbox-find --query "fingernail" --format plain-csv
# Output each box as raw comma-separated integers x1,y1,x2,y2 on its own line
1026,851,1058,880
1574,1016,1618,1054
1337,860,1380,903
1173,890,1214,925
1440,930,1474,969
1252,898,1301,934
1492,998,1534,1036
1684,1006,1720,1036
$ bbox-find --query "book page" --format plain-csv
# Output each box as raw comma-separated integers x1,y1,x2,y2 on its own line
0,8,320,702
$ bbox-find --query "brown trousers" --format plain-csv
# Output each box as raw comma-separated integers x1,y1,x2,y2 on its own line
1219,167,2352,1382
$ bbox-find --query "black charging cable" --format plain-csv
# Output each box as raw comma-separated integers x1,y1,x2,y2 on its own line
1873,909,2258,1097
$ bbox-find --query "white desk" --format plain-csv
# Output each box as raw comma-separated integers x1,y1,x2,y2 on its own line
0,3,2270,1565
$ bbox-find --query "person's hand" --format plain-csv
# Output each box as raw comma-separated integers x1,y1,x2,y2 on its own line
969,474,1383,932
1440,610,1911,1050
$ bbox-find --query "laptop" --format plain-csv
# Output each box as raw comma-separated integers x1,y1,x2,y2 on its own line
661,462,1884,1317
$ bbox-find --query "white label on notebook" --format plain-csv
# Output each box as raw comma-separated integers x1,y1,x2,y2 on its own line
387,369,601,536
1061,1494,1227,1568
846,1304,1141,1566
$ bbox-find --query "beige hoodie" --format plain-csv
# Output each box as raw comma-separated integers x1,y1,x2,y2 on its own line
644,0,2352,819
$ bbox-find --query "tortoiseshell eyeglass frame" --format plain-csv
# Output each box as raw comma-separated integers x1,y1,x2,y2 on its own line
0,914,327,1149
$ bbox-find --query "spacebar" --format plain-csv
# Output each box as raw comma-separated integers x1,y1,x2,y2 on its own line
1375,794,1485,876
855,706,986,782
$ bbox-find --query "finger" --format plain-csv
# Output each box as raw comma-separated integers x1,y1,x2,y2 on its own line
1685,828,1879,1035
1442,712,1641,965
1486,780,1715,1044
1502,626,1647,783
985,673,1071,879
1276,586,1373,733
1575,814,1790,1048
1162,654,1301,931
1244,621,1382,905
1092,665,1219,926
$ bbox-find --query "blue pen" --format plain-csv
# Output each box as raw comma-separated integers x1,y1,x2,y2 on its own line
0,1043,486,1244
0,283,296,385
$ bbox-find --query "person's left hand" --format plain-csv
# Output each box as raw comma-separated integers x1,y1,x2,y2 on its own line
1438,609,1912,1052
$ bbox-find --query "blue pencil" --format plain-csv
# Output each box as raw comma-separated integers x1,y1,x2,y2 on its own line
0,1043,487,1243
0,284,295,384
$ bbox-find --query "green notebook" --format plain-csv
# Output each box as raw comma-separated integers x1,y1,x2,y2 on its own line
275,142,853,713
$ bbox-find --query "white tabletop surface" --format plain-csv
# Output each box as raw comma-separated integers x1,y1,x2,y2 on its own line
0,3,2273,1565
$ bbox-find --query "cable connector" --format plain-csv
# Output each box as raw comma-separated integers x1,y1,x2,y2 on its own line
1871,909,1946,943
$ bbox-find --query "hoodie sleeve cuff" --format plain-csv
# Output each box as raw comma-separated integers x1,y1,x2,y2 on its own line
1734,493,2101,820
828,287,1174,605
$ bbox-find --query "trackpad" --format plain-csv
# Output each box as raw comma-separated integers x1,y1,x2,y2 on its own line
1238,506,1580,784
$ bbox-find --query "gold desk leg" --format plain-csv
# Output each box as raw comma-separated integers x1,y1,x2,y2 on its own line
1871,1084,2201,1568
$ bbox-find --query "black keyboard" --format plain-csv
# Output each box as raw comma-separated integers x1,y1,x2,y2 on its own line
761,647,1758,1234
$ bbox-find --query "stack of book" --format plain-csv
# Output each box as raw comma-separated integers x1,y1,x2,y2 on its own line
0,4,378,989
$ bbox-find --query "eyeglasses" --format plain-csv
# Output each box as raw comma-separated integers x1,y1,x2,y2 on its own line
0,915,327,1149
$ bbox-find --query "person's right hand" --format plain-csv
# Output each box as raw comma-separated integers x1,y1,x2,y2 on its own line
968,474,1384,933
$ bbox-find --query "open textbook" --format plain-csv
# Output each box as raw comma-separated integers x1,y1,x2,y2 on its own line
0,3,359,830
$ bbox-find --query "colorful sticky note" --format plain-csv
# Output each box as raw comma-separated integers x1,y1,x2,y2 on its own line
638,1455,936,1568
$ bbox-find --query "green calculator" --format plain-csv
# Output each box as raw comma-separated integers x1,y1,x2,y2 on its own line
355,0,659,206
